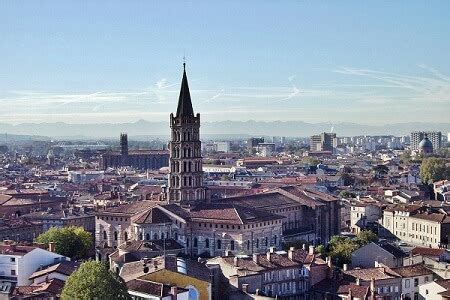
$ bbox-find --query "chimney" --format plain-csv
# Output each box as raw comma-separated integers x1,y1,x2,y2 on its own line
374,260,379,268
48,242,56,253
269,246,276,253
308,245,314,255
343,263,348,271
241,284,249,293
170,286,178,300
327,256,332,268
370,278,375,295
302,244,306,250
252,253,260,264
224,250,231,257
356,278,360,286
288,247,295,260
233,257,239,267
266,252,272,262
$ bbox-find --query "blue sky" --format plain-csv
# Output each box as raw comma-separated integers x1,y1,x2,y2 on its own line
1,1,449,124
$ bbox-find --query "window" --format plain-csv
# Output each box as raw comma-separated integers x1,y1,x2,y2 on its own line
194,238,198,247
10,257,15,262
217,239,222,249
230,240,235,250
247,240,250,250
414,278,419,287
103,230,107,240
114,231,118,241
11,270,16,276
256,239,259,248
205,238,210,248
124,232,128,241
405,279,410,288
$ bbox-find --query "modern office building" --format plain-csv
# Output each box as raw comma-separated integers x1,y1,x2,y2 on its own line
310,132,337,152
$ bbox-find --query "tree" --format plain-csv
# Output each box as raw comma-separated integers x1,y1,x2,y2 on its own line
356,230,378,246
315,244,326,255
328,235,359,267
339,190,356,199
36,226,92,259
61,260,130,300
420,157,450,184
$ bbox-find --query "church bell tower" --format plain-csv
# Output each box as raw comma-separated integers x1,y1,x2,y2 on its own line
168,63,205,207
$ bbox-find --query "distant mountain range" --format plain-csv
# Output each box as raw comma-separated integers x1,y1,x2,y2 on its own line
0,120,448,140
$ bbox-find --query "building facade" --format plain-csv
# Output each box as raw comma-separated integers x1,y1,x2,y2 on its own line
411,131,442,151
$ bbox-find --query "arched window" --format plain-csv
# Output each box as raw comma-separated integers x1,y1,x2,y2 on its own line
103,230,107,240
187,286,199,300
194,238,198,247
186,238,189,247
174,232,178,240
146,233,150,241
217,239,222,249
230,240,235,250
247,240,250,250
153,233,158,240
124,232,128,241
256,238,259,248
161,232,165,239
265,237,268,246
205,238,210,248
139,233,143,240
274,235,277,245
114,231,118,241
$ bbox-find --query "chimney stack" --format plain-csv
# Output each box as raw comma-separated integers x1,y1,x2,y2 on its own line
224,250,231,257
343,263,348,271
170,286,178,300
308,245,314,255
302,244,306,250
48,242,56,253
327,256,332,268
252,253,259,265
266,251,272,262
269,247,275,253
233,256,239,267
288,247,295,260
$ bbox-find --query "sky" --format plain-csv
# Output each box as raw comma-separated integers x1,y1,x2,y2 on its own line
1,1,450,125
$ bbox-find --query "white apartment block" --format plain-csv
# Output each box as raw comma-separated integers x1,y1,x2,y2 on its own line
0,243,68,286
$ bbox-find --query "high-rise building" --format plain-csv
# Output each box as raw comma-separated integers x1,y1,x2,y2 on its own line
167,63,205,207
411,131,442,151
247,137,264,151
310,132,336,152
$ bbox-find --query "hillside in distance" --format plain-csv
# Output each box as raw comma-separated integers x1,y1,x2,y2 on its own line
0,120,448,139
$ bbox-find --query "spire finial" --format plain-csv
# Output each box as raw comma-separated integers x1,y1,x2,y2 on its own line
183,55,186,71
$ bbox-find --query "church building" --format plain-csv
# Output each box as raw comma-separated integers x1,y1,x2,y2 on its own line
95,64,339,259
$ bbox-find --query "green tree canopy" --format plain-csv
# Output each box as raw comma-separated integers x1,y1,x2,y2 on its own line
356,230,378,246
420,157,450,184
328,235,359,267
36,226,92,259
61,260,130,300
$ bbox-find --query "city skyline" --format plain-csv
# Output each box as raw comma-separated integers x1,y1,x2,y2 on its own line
1,1,450,125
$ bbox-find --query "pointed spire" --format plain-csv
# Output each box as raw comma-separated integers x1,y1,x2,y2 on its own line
176,63,194,118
